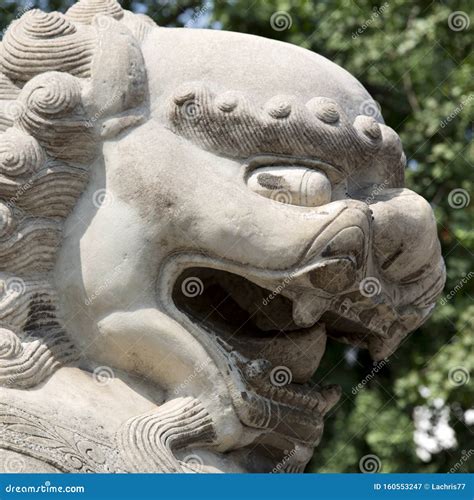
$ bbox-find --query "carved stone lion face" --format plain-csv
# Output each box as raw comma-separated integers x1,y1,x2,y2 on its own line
0,0,444,473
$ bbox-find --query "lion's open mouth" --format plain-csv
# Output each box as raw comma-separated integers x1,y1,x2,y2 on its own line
172,266,342,433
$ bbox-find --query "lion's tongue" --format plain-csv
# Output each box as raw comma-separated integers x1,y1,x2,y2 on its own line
232,323,327,384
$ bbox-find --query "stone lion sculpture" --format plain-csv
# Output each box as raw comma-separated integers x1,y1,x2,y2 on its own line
0,0,445,473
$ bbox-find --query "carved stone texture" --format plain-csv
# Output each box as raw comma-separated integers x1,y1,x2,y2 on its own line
0,0,445,473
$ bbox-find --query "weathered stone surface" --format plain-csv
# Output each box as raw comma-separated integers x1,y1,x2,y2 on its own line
0,0,445,473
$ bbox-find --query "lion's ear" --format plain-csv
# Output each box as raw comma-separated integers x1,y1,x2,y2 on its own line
100,112,145,139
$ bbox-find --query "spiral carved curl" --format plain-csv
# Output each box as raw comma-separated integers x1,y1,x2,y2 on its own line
21,72,82,119
17,72,96,163
0,203,14,239
0,128,45,178
66,0,124,25
0,328,23,360
0,1,151,390
0,10,95,83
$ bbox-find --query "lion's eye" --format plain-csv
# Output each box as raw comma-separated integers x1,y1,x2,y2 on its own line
247,166,332,207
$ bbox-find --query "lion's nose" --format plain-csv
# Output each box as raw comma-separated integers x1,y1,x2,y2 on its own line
307,240,362,295
299,201,371,294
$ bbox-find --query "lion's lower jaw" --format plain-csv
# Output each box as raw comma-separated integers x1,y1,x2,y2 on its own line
216,345,340,465
117,397,218,473
117,396,312,473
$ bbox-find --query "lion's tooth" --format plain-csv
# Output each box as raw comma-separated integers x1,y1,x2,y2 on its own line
244,359,271,380
316,385,342,415
292,294,329,327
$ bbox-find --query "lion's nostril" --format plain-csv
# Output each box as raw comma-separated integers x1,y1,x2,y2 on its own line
321,226,366,268
308,259,357,294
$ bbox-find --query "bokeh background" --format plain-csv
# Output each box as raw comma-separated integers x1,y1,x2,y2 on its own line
1,0,472,473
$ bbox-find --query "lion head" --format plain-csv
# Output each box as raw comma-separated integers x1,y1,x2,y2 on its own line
0,0,445,472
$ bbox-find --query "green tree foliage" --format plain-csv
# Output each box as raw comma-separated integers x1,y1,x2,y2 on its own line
1,0,472,473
